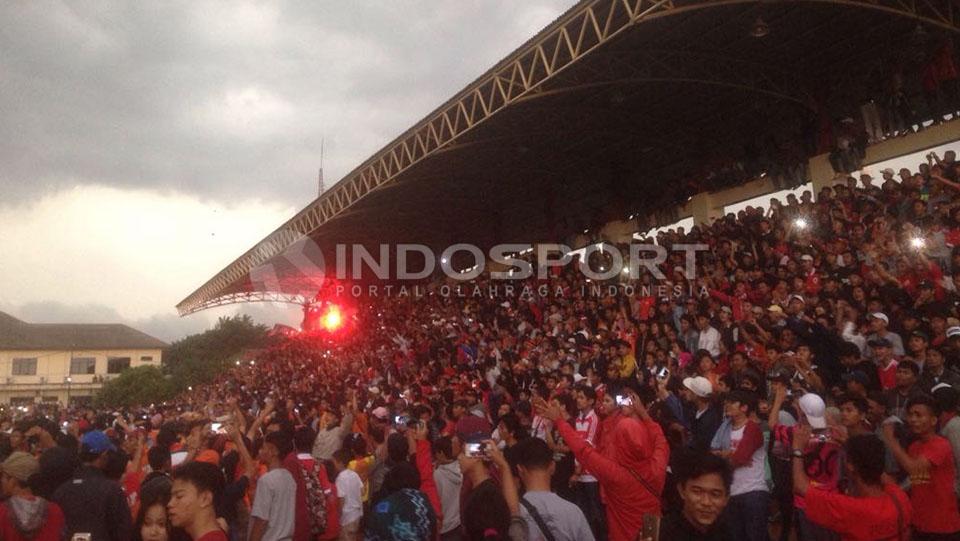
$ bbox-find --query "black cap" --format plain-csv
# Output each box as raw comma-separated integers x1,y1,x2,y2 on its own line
867,338,892,348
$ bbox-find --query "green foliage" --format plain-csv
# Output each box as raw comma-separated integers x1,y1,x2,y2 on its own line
163,314,271,394
94,314,272,407
95,365,171,408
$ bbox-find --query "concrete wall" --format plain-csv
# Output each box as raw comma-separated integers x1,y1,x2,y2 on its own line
678,118,960,226
0,348,162,405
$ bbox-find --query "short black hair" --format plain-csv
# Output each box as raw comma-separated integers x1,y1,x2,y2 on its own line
293,426,316,453
934,386,960,414
171,461,224,499
907,394,941,416
264,431,293,459
839,341,862,358
498,413,523,438
839,395,869,415
147,445,171,472
433,436,454,459
332,448,354,466
382,461,421,495
845,435,886,485
725,390,758,414
898,360,921,377
386,432,409,463
577,385,597,402
675,450,732,493
514,437,553,471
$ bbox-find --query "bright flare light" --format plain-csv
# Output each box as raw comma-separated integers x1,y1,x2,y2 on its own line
911,237,926,249
321,305,343,331
794,217,808,230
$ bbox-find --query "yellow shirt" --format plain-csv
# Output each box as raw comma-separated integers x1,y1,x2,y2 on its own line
348,455,376,502
619,354,637,378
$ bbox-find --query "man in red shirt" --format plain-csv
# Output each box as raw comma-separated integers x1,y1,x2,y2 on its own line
882,394,960,539
793,429,911,541
293,426,340,540
168,462,228,541
0,452,65,541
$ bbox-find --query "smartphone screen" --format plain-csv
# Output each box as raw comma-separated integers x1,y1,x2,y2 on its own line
465,442,485,458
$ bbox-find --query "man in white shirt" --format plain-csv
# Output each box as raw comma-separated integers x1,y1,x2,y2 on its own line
696,314,722,357
432,436,464,540
250,432,297,541
864,312,905,359
573,386,604,540
332,448,363,540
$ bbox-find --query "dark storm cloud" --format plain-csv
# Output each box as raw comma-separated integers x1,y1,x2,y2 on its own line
0,1,572,206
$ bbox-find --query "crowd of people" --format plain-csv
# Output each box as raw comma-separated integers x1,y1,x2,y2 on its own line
1,149,960,541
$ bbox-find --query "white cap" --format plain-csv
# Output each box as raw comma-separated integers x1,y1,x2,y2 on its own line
789,294,805,304
869,312,889,324
682,376,713,398
799,393,827,429
881,168,895,176
371,406,389,420
800,254,814,262
947,326,960,338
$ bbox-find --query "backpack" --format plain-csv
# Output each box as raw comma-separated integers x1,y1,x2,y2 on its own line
300,459,332,537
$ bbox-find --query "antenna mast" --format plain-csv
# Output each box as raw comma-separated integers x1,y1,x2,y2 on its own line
318,138,326,197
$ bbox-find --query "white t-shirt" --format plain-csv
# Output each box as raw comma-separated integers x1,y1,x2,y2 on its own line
250,468,297,541
729,425,768,497
336,468,364,526
520,491,595,541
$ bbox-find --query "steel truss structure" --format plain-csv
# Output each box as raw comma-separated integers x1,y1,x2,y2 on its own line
183,291,309,312
178,0,960,316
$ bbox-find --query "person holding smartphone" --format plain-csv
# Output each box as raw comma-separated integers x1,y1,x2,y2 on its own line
533,389,668,541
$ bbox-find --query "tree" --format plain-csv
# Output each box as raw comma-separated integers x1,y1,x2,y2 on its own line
95,365,171,408
163,314,271,393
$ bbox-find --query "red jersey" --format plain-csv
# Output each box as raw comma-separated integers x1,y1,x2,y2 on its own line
908,436,960,533
196,530,229,541
0,498,65,541
878,360,898,391
804,483,911,541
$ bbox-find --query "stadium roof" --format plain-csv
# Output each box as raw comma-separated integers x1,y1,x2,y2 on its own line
0,312,169,351
179,0,960,315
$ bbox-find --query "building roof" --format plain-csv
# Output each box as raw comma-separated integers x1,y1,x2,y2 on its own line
0,312,168,351
178,0,960,316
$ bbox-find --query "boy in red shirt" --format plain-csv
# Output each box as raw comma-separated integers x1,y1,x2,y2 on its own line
882,394,960,539
792,430,911,541
168,461,228,541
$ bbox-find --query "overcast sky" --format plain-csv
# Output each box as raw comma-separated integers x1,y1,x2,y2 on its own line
0,1,574,342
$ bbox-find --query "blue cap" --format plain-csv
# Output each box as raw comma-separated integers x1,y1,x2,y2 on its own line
81,430,116,454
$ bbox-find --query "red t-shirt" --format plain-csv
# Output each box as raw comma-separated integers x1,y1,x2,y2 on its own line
877,361,898,391
908,435,960,534
0,498,66,541
804,483,910,541
196,529,229,541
